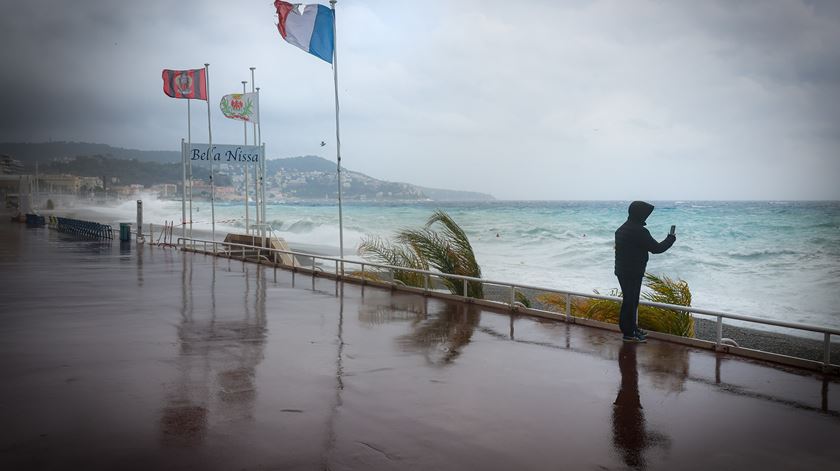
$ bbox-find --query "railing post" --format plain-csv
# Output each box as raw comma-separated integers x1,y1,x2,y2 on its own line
716,316,723,347
824,333,831,366
361,263,365,285
463,279,468,298
509,285,515,308
335,260,339,278
565,294,571,322
425,273,429,292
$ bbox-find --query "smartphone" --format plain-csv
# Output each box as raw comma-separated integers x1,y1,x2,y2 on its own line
669,225,676,236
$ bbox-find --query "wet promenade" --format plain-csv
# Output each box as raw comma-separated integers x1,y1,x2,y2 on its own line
1,222,839,470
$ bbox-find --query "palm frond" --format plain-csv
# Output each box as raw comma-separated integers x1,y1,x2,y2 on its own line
358,235,427,287
551,276,695,337
639,273,694,337
358,210,484,299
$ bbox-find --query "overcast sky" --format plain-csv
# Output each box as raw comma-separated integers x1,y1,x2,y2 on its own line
1,0,838,200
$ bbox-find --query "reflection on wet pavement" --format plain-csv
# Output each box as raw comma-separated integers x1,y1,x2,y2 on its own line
613,343,671,469
1,223,839,470
159,254,268,447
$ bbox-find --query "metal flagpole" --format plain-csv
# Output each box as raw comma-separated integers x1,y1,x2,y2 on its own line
261,143,266,237
188,98,193,239
250,67,260,241
181,137,186,239
330,0,344,275
206,63,216,248
256,86,264,239
242,80,249,235
34,162,38,209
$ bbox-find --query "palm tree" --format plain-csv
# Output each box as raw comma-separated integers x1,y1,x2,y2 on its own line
536,273,695,337
354,235,428,288
358,210,484,299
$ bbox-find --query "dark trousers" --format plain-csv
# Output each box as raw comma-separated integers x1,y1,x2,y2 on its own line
616,273,643,337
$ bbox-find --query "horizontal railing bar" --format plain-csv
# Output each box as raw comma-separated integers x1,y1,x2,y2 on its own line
177,237,840,337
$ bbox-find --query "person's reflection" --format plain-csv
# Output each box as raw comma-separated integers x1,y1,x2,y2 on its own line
613,342,646,468
612,342,672,469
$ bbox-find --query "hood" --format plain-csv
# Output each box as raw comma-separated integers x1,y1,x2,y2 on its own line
627,201,654,224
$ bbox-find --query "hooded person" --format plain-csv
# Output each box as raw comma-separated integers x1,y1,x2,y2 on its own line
614,201,676,342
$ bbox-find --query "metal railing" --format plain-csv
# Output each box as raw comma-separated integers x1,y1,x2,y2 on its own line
176,236,839,372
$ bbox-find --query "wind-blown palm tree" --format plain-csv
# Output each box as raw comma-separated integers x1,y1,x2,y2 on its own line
536,273,694,337
358,210,484,299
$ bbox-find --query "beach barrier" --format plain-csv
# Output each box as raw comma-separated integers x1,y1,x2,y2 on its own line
49,216,114,240
176,235,840,375
25,214,45,226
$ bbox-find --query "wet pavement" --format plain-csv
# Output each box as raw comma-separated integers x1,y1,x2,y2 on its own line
1,222,839,470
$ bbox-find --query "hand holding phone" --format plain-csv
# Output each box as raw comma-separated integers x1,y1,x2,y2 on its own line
669,225,676,236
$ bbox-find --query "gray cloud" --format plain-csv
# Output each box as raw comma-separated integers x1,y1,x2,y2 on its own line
1,0,838,199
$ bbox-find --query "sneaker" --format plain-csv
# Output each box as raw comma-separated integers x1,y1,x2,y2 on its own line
622,334,647,343
635,329,648,339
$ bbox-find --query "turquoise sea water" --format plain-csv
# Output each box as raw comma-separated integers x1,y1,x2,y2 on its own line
114,199,840,331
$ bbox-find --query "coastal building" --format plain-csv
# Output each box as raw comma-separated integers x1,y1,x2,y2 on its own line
38,174,80,195
113,183,146,197
78,176,103,191
0,154,24,174
214,186,237,200
0,175,25,208
151,183,177,198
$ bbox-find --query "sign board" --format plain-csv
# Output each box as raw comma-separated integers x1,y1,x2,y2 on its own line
185,143,262,163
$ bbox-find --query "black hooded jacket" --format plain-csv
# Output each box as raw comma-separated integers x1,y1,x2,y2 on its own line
614,201,675,277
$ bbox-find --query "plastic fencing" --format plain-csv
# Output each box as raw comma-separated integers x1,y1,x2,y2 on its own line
48,216,114,240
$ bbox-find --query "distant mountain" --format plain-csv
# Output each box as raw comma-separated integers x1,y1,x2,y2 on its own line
416,186,496,202
0,141,179,164
265,156,494,201
274,155,336,173
0,142,495,201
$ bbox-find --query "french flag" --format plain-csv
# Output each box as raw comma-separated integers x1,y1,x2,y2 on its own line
274,1,335,64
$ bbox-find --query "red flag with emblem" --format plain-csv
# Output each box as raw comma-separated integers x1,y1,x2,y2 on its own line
162,68,207,100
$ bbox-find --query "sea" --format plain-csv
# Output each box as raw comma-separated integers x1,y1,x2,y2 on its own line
92,199,840,333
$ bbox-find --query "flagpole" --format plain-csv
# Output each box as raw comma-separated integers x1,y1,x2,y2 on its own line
330,0,344,275
206,63,215,248
181,137,186,240
242,80,250,235
250,67,260,241
256,86,264,241
187,98,193,239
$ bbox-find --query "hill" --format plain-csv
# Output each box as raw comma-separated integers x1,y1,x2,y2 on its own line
0,142,494,201
0,141,179,164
